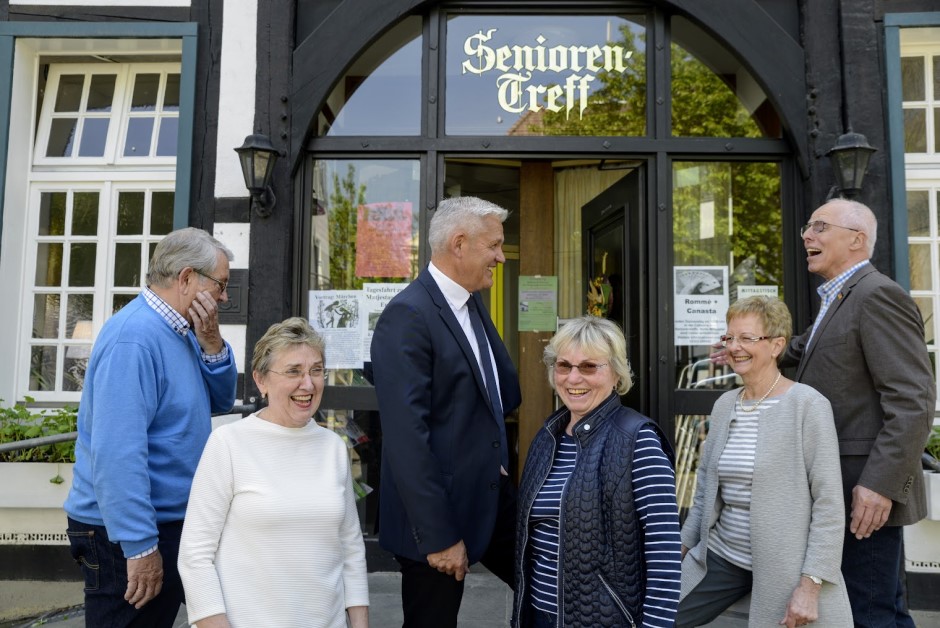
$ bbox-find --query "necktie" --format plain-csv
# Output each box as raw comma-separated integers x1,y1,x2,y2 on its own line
467,298,509,470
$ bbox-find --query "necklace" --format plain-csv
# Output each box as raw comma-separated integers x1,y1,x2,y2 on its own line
738,371,782,413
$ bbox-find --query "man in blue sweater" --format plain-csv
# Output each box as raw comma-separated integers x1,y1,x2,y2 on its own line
64,227,237,627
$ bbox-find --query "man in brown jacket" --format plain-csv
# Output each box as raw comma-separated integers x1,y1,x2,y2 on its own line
784,198,935,627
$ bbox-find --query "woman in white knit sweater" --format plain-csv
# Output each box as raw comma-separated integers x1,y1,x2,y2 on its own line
179,317,368,627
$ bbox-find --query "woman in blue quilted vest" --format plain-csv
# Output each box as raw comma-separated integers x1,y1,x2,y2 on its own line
512,315,682,627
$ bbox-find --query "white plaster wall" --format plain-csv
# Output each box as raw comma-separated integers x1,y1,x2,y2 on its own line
214,222,250,269
220,323,247,373
215,0,259,199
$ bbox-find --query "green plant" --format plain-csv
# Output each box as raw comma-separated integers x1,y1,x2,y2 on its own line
0,397,78,463
927,425,940,463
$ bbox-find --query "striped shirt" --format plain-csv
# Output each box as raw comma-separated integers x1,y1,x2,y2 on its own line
529,428,682,627
707,396,782,569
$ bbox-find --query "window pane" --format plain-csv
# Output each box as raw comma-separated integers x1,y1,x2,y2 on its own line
68,243,97,287
445,15,647,137
35,243,64,286
54,75,84,112
909,243,933,291
72,192,100,236
87,74,116,112
672,17,774,138
320,17,421,136
935,108,940,154
113,293,136,314
66,294,94,338
907,189,930,236
38,192,67,236
47,118,77,157
117,192,145,235
78,118,110,157
151,192,175,235
905,109,927,152
902,57,925,101
63,355,88,392
934,56,940,102
914,297,934,344
131,74,160,111
29,346,57,391
164,74,180,111
124,118,154,156
32,294,61,339
312,159,422,289
114,243,142,287
672,161,783,389
156,117,178,156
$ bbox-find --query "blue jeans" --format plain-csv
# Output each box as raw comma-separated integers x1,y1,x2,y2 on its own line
841,526,915,628
66,517,185,628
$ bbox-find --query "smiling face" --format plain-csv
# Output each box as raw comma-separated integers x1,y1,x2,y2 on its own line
724,313,784,384
253,344,324,428
553,344,618,425
803,201,868,281
454,214,506,292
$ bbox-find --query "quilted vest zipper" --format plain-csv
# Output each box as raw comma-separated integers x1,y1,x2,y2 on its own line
597,571,636,628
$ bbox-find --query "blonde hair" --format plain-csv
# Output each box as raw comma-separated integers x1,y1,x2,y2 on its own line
252,317,325,375
727,296,793,345
543,315,633,395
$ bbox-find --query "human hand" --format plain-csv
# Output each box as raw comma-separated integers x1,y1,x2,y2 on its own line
189,290,224,354
709,341,729,367
125,550,163,609
195,614,232,628
681,544,688,559
779,577,820,627
850,485,892,539
427,540,469,581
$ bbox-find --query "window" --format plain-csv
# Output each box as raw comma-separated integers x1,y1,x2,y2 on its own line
900,26,940,406
18,61,180,401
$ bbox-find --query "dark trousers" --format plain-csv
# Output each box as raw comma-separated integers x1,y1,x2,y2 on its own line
676,550,752,628
841,526,915,628
66,517,185,628
396,474,516,628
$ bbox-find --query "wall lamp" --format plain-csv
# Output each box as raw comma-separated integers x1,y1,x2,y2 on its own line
826,131,876,199
235,133,279,218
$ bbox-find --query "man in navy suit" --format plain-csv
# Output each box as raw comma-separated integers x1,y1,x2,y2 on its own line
371,196,521,628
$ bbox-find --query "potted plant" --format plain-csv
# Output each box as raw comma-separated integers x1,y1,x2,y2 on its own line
0,400,78,543
925,424,940,521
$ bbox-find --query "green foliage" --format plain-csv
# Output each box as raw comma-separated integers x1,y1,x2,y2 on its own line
0,398,78,462
926,425,940,462
329,164,367,290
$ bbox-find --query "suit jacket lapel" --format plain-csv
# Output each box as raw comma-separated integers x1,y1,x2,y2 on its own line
417,270,491,405
797,263,875,378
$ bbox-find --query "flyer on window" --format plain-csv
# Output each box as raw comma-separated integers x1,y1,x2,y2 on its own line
309,290,363,368
673,266,728,346
518,275,558,332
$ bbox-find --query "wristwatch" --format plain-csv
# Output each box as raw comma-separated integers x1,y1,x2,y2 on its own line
802,574,823,586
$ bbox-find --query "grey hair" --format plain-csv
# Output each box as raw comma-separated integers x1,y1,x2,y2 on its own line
146,227,234,288
830,198,877,257
427,196,509,255
252,317,326,375
543,315,633,395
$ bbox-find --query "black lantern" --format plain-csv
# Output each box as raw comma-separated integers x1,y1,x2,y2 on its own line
826,131,876,198
235,134,279,217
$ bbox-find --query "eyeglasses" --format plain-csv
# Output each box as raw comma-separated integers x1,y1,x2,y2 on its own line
269,367,328,380
552,360,609,376
719,334,773,347
800,220,860,237
193,268,228,293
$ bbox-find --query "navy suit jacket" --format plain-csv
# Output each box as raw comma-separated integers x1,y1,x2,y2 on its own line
370,268,521,563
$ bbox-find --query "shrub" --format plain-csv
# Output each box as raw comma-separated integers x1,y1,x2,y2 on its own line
927,424,940,464
0,398,78,463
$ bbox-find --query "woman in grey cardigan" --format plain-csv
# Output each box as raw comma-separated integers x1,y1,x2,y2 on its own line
677,296,852,627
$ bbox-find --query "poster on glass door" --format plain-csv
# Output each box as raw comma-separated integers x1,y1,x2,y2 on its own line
674,266,728,346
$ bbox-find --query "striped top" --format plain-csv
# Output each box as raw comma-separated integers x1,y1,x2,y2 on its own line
707,396,782,569
528,428,682,627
